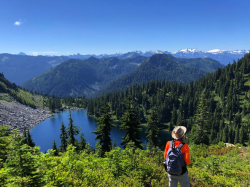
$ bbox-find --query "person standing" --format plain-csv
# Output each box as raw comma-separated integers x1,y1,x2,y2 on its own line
164,126,191,187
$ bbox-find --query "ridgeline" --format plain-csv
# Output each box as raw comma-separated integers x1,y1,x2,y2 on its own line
22,54,223,97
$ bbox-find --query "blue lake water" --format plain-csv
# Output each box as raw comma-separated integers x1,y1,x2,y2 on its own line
30,109,171,152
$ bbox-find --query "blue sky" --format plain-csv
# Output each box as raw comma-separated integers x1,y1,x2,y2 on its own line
0,0,249,56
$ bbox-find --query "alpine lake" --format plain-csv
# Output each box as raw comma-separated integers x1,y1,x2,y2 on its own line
30,109,171,152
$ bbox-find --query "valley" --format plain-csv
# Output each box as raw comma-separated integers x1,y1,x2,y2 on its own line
1,1,249,186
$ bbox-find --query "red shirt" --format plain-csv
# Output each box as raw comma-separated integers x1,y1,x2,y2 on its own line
164,140,191,165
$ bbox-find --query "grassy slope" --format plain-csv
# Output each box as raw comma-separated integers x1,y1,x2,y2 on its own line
0,73,43,108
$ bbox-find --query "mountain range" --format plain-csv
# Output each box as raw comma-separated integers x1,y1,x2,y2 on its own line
0,53,69,85
22,54,224,97
99,54,223,94
1,49,247,86
67,49,249,65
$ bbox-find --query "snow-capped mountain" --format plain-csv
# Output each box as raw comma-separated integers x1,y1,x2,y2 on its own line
169,48,204,59
171,48,202,54
206,49,225,54
64,49,249,65
228,50,248,54
142,50,164,57
169,49,249,65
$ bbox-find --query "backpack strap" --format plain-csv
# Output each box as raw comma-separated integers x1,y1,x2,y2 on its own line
177,143,185,149
169,141,173,149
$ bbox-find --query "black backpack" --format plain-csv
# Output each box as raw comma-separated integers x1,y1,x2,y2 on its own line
163,141,186,175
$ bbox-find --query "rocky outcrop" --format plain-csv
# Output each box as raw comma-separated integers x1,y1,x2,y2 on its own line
62,106,84,111
0,98,52,133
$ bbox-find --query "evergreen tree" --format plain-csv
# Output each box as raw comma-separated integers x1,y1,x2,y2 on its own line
239,126,244,145
4,129,44,186
234,125,239,144
59,122,68,152
171,104,177,126
74,139,80,152
95,141,102,157
176,110,183,126
120,95,143,149
92,97,116,156
0,125,10,163
210,128,216,144
78,133,86,151
169,122,174,131
112,139,117,150
191,90,210,145
67,111,81,147
26,129,35,147
85,143,94,154
22,127,28,145
227,124,233,144
146,108,161,148
52,139,58,156
222,125,228,143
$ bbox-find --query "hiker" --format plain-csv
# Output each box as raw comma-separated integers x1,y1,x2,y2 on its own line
164,126,191,187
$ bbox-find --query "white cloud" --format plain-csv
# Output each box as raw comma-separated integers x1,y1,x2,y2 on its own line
14,19,26,26
14,21,22,26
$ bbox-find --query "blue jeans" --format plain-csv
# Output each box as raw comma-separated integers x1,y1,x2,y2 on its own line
168,171,190,187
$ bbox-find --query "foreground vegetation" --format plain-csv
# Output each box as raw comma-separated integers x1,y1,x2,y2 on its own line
0,125,249,186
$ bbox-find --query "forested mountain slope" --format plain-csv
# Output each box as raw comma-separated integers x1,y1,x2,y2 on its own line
89,53,250,146
22,54,223,97
0,53,69,85
22,56,146,97
100,54,209,93
176,57,224,72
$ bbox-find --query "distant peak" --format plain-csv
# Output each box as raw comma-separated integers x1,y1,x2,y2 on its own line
206,49,225,54
228,50,247,54
18,52,27,55
171,48,201,54
115,52,123,55
133,50,143,54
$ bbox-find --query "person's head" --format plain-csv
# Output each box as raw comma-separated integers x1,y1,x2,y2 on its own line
179,134,185,140
171,126,187,140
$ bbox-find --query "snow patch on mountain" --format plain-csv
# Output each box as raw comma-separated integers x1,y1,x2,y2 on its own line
133,50,143,54
228,50,247,54
171,49,202,54
207,49,225,54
